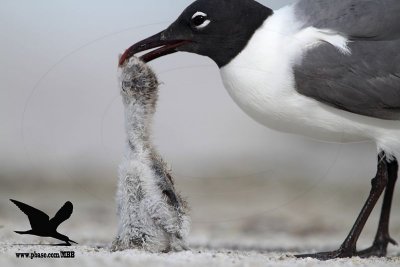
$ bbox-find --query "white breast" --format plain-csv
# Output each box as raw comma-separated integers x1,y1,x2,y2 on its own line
217,6,364,140
219,5,400,158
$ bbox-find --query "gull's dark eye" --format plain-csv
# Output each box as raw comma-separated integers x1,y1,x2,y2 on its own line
191,11,210,29
192,15,206,26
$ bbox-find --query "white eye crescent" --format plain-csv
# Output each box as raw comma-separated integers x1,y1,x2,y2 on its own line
191,11,211,29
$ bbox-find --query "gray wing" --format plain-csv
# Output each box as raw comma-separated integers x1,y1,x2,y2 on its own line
294,0,400,120
295,0,400,40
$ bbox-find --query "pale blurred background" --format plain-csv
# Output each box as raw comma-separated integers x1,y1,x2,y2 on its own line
0,0,399,256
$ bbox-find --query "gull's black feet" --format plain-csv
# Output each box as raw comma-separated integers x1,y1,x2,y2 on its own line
357,237,398,258
296,154,397,261
296,247,356,260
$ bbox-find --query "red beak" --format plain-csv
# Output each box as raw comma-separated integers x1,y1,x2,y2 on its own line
119,31,191,66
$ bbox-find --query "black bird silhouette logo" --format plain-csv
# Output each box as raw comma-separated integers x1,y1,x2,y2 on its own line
10,199,77,246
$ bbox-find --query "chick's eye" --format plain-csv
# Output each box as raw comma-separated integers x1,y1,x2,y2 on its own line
162,189,179,208
191,12,210,29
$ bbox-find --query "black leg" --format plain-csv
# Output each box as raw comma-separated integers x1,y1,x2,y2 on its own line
357,157,398,257
296,152,389,260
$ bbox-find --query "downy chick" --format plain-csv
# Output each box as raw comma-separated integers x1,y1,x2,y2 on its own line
112,57,190,252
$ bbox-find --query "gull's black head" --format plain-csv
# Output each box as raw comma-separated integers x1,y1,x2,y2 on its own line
119,0,273,68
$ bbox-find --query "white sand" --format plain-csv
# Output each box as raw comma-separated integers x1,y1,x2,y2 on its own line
1,241,400,267
1,175,399,267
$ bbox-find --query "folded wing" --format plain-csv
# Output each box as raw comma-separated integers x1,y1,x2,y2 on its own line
294,0,400,120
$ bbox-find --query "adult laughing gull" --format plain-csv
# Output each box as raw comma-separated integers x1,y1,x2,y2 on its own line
119,0,400,259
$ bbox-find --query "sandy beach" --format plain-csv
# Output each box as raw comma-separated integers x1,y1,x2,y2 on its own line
1,172,399,267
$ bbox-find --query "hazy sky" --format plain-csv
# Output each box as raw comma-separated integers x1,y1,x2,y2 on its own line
0,0,377,182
